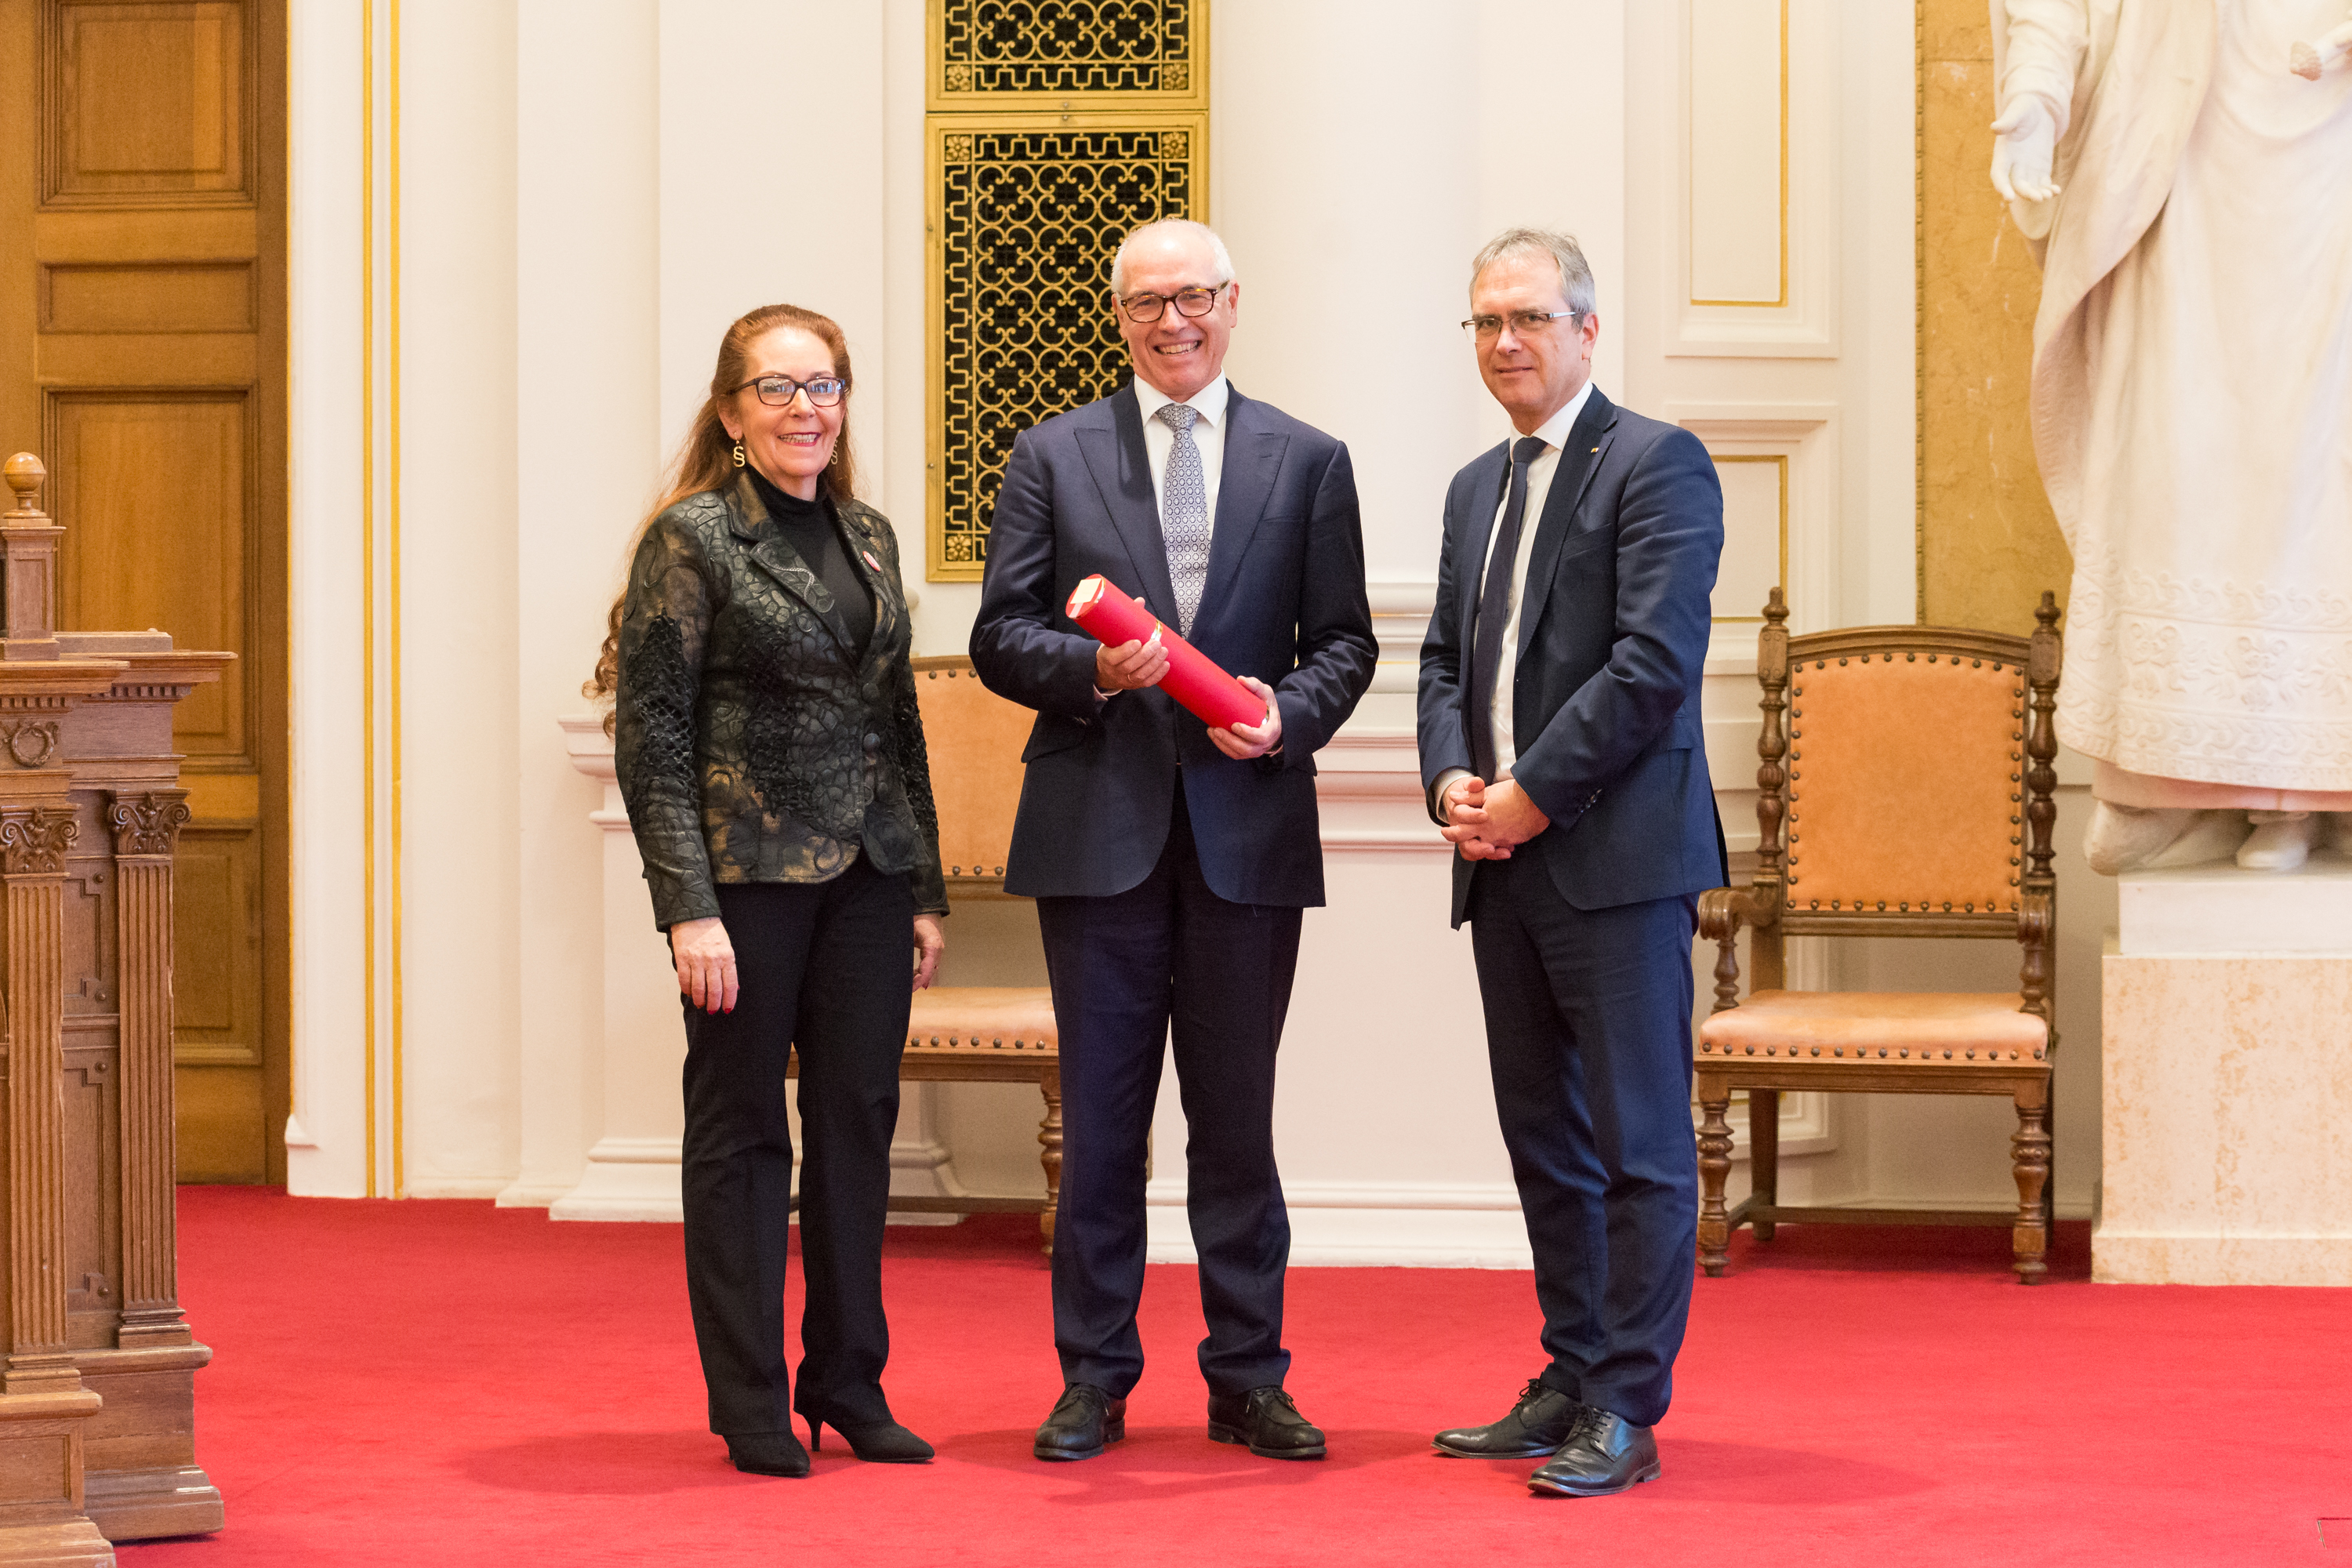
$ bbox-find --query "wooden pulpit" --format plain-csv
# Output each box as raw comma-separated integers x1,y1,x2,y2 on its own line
0,455,228,1564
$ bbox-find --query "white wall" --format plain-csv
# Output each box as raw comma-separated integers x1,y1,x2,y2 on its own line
282,0,2107,1243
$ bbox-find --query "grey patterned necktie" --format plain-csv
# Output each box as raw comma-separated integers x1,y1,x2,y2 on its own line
1154,401,1210,634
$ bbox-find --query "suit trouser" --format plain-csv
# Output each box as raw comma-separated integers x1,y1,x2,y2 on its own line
1035,778,1301,1399
679,861,914,1436
1466,853,1698,1428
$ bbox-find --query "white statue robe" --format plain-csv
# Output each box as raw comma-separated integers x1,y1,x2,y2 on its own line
1998,0,2352,807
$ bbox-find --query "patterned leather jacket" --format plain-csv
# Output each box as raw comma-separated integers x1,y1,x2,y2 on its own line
613,472,946,929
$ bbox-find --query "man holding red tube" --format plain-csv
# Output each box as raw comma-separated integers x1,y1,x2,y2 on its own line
970,217,1376,1465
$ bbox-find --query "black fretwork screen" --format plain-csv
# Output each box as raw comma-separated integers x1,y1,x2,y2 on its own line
931,2,1207,108
924,2,1207,581
927,121,1204,580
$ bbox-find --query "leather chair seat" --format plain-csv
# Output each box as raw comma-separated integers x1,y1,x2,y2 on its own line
906,985,1058,1054
1697,989,2049,1063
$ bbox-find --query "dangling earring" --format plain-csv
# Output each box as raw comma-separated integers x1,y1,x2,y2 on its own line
828,442,840,467
731,440,746,468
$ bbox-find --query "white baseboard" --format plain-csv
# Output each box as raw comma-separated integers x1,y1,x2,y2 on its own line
400,1178,513,1200
492,1180,574,1210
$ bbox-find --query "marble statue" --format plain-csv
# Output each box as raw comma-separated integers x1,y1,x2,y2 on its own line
1991,0,2352,873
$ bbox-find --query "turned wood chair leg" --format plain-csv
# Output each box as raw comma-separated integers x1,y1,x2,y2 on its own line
2011,1089,2052,1285
1749,1087,1780,1241
1697,1094,1734,1276
1037,1068,1063,1258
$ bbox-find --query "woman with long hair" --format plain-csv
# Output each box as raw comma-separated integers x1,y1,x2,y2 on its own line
593,303,946,1478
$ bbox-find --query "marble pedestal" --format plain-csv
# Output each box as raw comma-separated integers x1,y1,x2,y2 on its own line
2096,852,2352,1285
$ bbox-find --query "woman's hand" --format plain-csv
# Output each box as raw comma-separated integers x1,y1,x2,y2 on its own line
912,913,946,992
670,916,739,1014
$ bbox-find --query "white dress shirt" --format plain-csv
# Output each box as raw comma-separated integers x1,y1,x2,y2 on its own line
1133,372,1229,528
1436,379,1599,811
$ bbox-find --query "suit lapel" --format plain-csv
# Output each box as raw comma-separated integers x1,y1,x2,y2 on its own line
1196,386,1287,637
1075,387,1180,622
1514,390,1619,662
727,472,856,655
1454,440,1512,647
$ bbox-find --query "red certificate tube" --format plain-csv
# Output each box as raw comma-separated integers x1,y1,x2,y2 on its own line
1065,575,1268,732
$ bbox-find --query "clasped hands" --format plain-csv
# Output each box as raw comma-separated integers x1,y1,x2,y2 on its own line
669,912,946,1014
1094,635,1282,760
1440,774,1551,861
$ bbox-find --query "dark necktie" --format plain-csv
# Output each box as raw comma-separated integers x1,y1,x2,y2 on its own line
1468,435,1551,784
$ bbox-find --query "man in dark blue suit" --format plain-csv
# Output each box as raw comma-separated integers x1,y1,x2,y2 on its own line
1417,229,1725,1498
970,218,1375,1464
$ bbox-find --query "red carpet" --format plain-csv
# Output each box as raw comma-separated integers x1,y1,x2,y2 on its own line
114,1189,2346,1567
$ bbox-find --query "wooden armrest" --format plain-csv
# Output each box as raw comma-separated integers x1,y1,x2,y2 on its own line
1699,884,1780,942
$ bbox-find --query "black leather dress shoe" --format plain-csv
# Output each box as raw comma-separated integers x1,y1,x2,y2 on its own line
724,1431,811,1478
1432,1378,1583,1458
1207,1387,1327,1460
1034,1383,1125,1461
806,1414,934,1464
1526,1406,1661,1497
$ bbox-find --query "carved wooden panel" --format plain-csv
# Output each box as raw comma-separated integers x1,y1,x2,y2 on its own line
167,824,256,1067
39,263,256,335
43,0,255,208
46,394,250,763
62,1029,122,1350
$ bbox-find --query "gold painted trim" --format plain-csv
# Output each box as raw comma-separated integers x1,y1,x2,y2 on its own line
926,0,1209,112
924,111,1210,583
1914,0,1926,623
389,0,405,1201
361,0,405,1198
1689,0,1792,310
361,0,376,1200
1709,453,1788,622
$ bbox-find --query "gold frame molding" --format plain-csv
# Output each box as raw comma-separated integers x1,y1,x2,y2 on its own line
1687,0,1791,309
1708,452,1789,623
924,110,1209,583
927,0,1208,112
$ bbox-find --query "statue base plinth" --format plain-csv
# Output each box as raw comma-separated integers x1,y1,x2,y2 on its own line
2097,854,2352,1285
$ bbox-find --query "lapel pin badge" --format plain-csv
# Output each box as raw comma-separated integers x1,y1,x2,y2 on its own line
862,550,882,572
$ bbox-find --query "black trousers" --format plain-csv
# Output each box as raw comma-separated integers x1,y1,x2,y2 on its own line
1035,779,1301,1399
1466,854,1699,1428
678,860,914,1436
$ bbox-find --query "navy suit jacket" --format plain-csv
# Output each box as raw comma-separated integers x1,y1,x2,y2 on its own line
1417,388,1728,927
971,382,1377,906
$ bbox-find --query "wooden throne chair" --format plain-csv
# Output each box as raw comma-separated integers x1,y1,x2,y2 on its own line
793,655,1062,1248
1694,590,2063,1283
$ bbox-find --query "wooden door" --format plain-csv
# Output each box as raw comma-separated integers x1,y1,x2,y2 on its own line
0,0,289,1182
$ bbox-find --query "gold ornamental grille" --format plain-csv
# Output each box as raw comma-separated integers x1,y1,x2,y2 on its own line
930,1,1207,108
925,115,1207,580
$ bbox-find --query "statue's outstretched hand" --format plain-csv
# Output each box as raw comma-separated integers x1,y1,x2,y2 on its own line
2290,19,2352,81
1990,99,2061,205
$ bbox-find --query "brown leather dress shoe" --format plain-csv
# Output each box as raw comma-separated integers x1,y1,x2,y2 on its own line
1033,1383,1125,1461
1526,1406,1661,1497
1207,1386,1327,1459
1432,1378,1583,1458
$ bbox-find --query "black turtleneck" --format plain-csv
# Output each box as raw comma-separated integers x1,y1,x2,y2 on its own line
746,467,875,654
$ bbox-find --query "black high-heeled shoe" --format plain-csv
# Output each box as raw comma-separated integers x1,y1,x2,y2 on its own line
724,1430,811,1477
806,1414,935,1464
